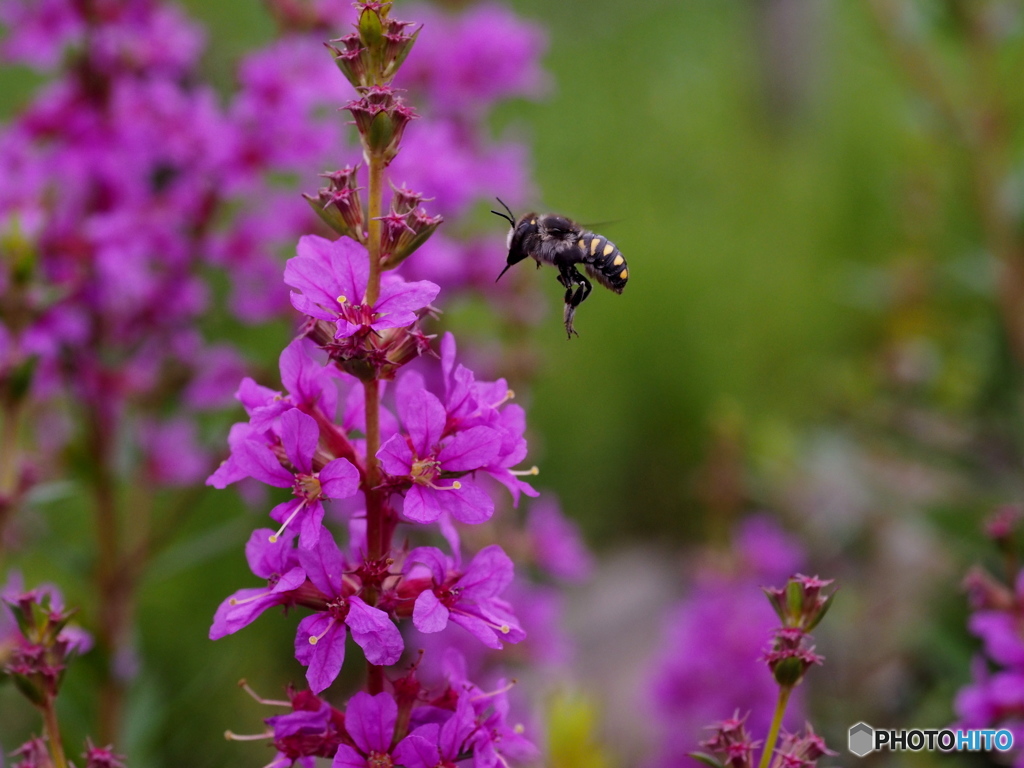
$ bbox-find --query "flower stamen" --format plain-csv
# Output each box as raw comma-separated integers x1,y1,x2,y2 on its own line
224,729,272,742
309,618,336,645
229,590,274,607
491,388,515,408
471,679,517,702
238,679,290,707
269,502,306,543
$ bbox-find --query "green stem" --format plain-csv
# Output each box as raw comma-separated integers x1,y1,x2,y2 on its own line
362,148,389,694
757,685,792,768
366,154,385,305
42,696,69,768
364,378,384,561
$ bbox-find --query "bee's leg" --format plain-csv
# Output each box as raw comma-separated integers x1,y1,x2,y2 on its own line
556,263,575,304
560,266,591,339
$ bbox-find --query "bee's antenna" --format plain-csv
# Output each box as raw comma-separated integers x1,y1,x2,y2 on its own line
490,197,516,227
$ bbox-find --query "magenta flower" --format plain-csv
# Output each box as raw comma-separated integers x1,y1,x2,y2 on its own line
264,691,346,768
239,338,346,434
461,677,539,768
438,333,537,504
294,531,403,693
285,234,439,338
404,545,524,649
226,408,359,549
378,382,500,524
393,695,478,768
332,692,425,768
138,416,210,487
526,497,594,582
209,529,306,640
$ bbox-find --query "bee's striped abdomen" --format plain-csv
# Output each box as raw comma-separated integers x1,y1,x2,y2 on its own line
577,233,628,294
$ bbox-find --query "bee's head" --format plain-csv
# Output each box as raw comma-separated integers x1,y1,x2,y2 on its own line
492,198,533,282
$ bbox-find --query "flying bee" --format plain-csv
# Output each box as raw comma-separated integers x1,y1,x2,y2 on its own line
491,198,628,339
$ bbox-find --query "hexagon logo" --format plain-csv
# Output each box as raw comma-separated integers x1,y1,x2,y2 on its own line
848,722,875,757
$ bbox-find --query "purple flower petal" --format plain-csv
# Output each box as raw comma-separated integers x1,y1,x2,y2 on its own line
319,458,359,499
457,545,514,597
237,440,294,488
403,484,445,524
449,612,504,650
396,386,445,457
413,590,450,633
245,527,297,578
403,546,450,584
345,596,403,666
289,291,338,322
440,696,478,759
378,434,414,476
437,426,500,471
295,613,347,693
331,744,366,768
345,691,398,755
280,338,339,418
298,526,346,597
441,480,494,525
237,377,281,415
210,587,277,640
374,277,440,321
280,408,318,474
392,732,438,768
298,500,325,550
206,453,247,489
209,567,305,640
207,423,260,488
286,235,351,308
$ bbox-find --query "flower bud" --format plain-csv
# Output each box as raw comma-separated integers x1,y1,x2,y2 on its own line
696,712,760,768
763,627,823,688
380,18,420,81
357,2,387,51
304,166,365,242
336,3,420,86
344,86,416,163
327,33,373,89
764,574,835,631
771,726,836,768
83,738,126,768
378,207,443,270
389,184,429,216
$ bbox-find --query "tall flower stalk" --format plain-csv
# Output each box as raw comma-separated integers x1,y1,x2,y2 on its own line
208,4,549,765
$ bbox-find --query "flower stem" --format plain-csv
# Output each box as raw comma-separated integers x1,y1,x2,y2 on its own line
757,685,792,768
362,149,389,696
42,696,69,768
364,378,384,561
365,154,385,305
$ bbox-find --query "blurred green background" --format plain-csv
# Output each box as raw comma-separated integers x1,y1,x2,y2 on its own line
4,0,1023,766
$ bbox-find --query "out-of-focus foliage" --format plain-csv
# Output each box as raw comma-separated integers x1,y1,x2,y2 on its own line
546,692,613,768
